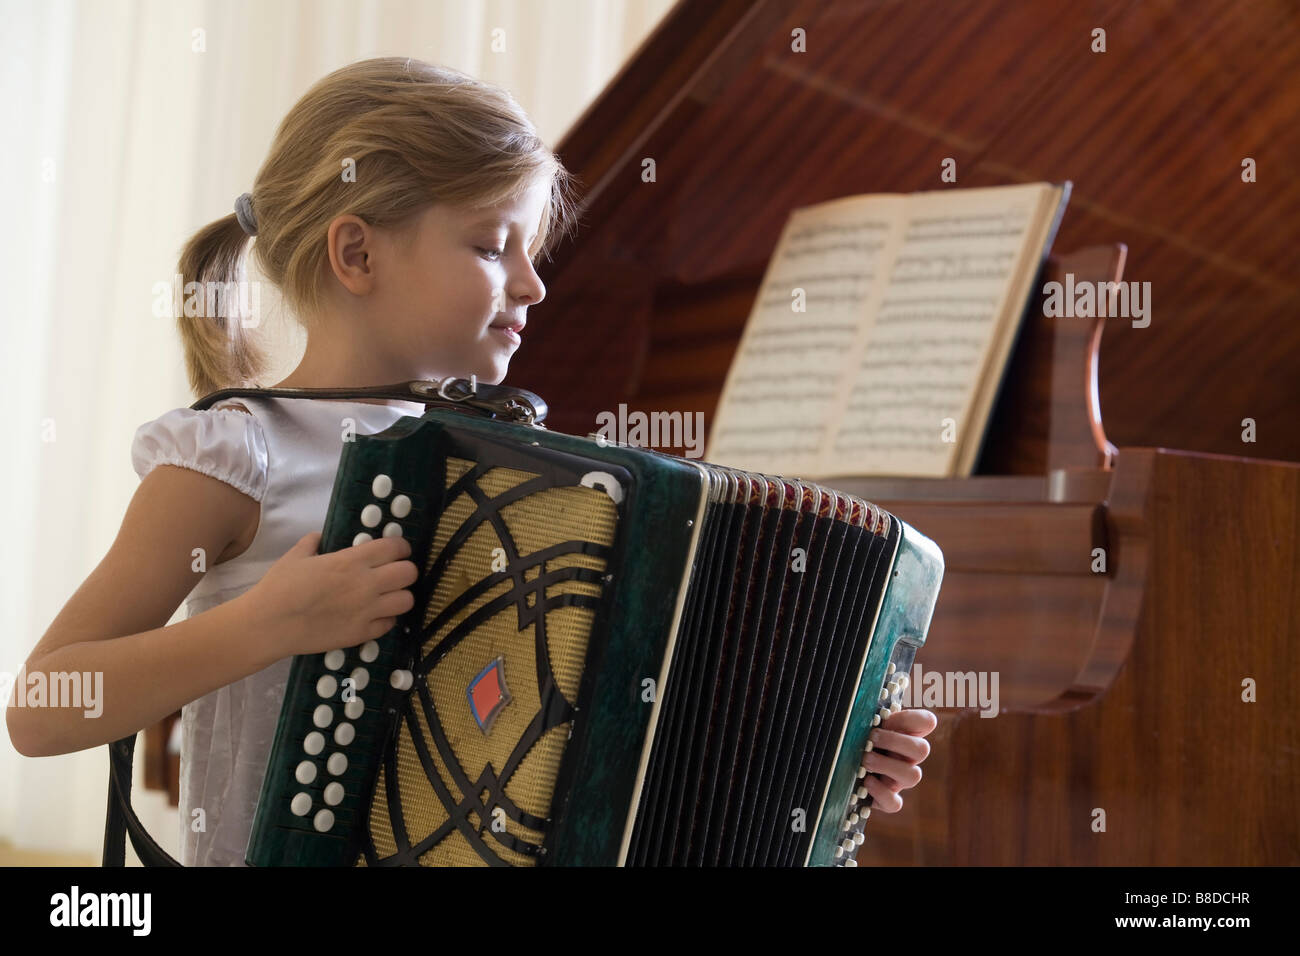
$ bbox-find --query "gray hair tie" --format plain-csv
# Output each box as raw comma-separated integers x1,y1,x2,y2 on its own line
234,193,258,236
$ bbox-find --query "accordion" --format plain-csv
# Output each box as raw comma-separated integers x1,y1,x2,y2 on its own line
246,384,943,867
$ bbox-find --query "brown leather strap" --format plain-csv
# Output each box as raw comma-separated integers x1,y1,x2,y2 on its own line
190,378,548,426
103,734,181,867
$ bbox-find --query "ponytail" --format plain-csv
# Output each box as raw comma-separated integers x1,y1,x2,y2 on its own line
174,211,269,398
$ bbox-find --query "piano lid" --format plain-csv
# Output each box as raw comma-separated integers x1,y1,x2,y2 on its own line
512,0,1300,468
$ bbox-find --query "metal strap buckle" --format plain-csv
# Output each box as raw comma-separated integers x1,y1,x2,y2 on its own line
436,377,474,402
409,378,543,427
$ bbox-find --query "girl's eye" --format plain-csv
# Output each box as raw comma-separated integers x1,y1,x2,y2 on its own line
477,247,503,261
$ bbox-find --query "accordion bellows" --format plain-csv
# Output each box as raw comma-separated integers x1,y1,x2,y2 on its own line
247,407,943,867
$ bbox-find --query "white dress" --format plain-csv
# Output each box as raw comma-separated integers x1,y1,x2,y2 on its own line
130,394,427,866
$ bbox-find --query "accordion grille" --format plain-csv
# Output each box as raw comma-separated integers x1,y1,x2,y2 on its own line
363,459,619,865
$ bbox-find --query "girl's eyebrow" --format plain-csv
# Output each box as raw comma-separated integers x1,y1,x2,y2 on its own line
469,215,519,229
468,215,537,244
469,215,532,234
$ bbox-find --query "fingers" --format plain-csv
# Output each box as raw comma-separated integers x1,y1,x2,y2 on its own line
864,774,904,812
861,708,931,814
868,727,930,764
358,534,412,566
374,587,415,619
373,558,420,593
879,707,938,738
366,617,398,639
862,749,922,790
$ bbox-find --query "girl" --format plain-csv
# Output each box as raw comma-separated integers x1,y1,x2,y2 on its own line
6,56,936,865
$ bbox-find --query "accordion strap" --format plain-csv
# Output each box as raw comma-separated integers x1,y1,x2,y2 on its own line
103,733,181,866
189,377,549,426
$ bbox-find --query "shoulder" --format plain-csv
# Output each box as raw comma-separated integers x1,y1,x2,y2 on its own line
130,401,269,503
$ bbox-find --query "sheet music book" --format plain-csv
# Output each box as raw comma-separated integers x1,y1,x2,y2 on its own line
705,182,1071,479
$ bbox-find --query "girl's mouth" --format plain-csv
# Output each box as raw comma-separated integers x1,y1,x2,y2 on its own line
489,317,525,344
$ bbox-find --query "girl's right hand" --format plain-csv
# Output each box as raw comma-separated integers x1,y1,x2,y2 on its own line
241,531,419,659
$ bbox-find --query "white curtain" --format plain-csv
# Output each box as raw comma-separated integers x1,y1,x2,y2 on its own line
0,0,672,863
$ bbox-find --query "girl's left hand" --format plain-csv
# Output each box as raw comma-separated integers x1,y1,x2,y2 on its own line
860,708,938,813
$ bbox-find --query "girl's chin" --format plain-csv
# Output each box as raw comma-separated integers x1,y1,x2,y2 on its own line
463,360,510,387
415,356,510,387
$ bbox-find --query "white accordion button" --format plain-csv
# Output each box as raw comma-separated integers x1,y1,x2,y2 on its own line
888,680,900,695
323,649,345,671
390,494,412,518
849,812,859,825
872,714,881,727
350,667,370,691
879,687,889,701
897,674,909,690
327,752,348,776
334,722,355,746
864,740,874,752
316,675,337,698
360,640,380,663
295,761,317,784
313,809,335,833
352,532,373,546
290,792,311,817
580,470,624,504
382,522,403,538
304,732,325,756
360,504,382,528
857,765,867,779
323,782,344,806
843,859,858,868
372,474,393,498
833,845,844,859
860,807,871,820
887,662,896,675
344,698,365,720
841,838,855,853
312,705,332,728
856,786,869,800
390,669,414,691
853,832,865,846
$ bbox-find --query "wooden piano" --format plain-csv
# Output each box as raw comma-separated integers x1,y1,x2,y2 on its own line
508,0,1300,865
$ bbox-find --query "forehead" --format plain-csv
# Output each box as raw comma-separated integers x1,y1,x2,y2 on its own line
459,181,550,229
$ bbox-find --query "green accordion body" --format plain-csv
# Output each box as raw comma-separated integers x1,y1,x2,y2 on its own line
246,407,943,867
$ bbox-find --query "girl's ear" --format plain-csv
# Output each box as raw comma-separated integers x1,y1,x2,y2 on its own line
325,215,381,295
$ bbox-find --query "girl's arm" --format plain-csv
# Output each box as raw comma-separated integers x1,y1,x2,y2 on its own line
6,463,271,757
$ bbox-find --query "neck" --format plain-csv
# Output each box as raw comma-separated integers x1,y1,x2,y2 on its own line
269,375,430,412
272,345,431,408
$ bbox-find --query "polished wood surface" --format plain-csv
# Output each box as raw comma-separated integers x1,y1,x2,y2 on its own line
517,0,1300,464
981,245,1124,475
850,449,1300,865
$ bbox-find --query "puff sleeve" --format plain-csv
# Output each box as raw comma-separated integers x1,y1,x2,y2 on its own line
130,406,269,502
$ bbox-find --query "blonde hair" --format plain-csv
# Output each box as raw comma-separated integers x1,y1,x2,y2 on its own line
175,57,579,397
